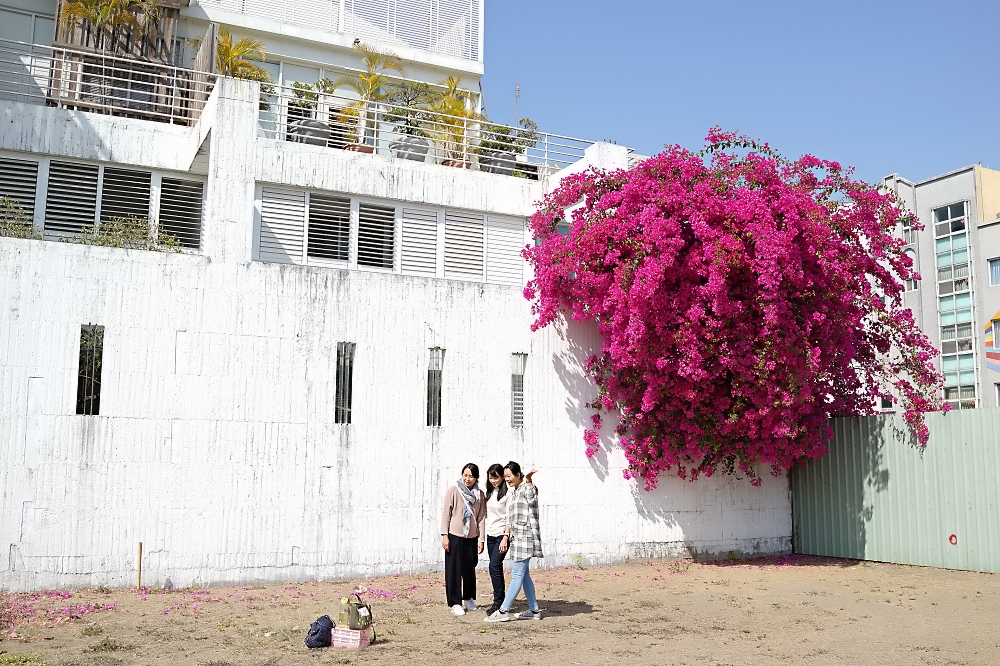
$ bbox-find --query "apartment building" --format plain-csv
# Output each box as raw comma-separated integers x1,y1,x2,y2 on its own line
0,1,791,590
884,165,1000,410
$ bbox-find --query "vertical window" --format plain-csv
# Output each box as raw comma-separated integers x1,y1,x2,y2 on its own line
511,353,527,427
357,202,396,268
44,161,99,238
427,347,444,427
158,178,204,249
308,194,351,261
334,341,355,424
901,215,917,245
444,210,484,280
76,324,104,415
934,202,976,410
989,258,1000,286
903,249,918,292
880,396,893,410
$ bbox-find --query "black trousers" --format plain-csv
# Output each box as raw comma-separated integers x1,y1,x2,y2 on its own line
444,533,478,607
486,535,509,608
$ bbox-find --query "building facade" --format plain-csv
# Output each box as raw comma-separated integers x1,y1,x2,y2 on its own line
884,166,1000,410
0,2,791,591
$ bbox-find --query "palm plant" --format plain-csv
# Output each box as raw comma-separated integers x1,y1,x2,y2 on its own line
424,74,485,163
215,25,272,83
60,0,161,52
329,43,405,145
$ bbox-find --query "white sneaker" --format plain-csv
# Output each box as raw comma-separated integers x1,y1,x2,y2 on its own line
463,599,477,611
516,609,542,621
484,609,512,623
451,604,466,616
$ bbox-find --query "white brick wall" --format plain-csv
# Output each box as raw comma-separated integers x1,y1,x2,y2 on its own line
0,79,791,591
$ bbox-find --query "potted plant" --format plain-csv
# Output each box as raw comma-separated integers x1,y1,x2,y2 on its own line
383,82,440,161
423,75,485,168
328,43,405,153
477,118,539,176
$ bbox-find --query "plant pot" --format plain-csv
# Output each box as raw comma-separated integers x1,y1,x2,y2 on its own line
390,136,429,161
344,143,374,154
285,118,331,147
478,149,516,175
442,159,470,169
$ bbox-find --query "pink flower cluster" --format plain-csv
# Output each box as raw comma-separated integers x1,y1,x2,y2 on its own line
523,129,944,487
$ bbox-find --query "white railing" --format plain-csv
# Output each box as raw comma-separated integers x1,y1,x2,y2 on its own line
198,0,483,63
258,83,602,177
0,38,216,125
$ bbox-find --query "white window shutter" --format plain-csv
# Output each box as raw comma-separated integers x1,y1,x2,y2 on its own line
357,202,396,269
307,193,351,261
100,167,151,223
259,186,305,264
486,215,525,285
444,209,483,280
401,206,438,276
44,161,99,238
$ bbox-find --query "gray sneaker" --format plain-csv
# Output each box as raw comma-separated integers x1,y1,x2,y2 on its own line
484,609,512,623
516,609,542,621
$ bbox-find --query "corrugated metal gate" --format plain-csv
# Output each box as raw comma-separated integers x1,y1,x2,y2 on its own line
791,409,1000,573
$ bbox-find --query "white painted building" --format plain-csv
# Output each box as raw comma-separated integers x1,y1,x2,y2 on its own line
0,2,790,592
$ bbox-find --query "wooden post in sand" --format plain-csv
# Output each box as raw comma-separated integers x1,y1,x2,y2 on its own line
136,542,143,590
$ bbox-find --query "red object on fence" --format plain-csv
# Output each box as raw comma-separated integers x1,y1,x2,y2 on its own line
949,534,958,545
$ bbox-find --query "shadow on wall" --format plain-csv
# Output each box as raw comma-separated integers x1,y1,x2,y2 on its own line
792,415,891,559
550,316,620,482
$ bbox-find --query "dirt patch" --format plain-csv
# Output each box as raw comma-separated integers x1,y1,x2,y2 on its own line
2,554,998,665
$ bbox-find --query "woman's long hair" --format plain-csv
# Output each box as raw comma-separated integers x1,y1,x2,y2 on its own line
485,463,507,501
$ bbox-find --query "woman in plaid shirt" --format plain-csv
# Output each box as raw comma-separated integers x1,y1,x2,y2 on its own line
485,461,542,622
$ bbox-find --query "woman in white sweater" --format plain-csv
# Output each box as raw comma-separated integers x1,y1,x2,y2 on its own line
483,463,510,614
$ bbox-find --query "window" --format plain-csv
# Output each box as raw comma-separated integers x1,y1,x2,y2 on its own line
335,342,356,424
357,202,396,268
487,216,525,286
100,167,151,224
44,161,100,238
401,207,438,277
158,178,204,249
76,324,104,415
990,258,1000,287
511,353,527,427
941,351,976,410
0,157,39,225
308,193,351,261
902,215,917,245
444,210,484,280
427,347,444,427
880,396,893,410
933,203,967,237
903,250,918,292
934,201,977,409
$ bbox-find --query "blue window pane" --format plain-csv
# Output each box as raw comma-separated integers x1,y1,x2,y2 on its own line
957,308,972,323
936,238,951,252
952,233,967,249
959,353,975,369
990,258,1000,286
944,371,959,386
953,248,968,263
940,311,956,325
937,252,952,268
960,369,976,383
939,295,954,309
955,293,972,308
942,356,959,371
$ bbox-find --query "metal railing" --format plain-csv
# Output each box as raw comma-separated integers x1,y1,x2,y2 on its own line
258,83,602,178
0,38,216,125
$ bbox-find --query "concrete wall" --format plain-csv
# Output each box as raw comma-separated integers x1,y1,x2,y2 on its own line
0,79,791,592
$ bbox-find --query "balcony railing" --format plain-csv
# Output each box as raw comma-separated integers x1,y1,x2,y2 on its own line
258,83,600,178
0,38,216,125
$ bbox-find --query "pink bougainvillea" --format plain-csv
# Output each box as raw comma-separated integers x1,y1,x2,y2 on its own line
524,129,944,488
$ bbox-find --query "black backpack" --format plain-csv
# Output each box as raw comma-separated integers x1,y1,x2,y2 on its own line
304,615,333,648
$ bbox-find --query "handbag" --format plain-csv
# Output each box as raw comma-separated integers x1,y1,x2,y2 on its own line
304,615,333,648
347,593,373,630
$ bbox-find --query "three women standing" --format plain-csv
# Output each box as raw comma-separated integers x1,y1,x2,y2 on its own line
440,463,486,616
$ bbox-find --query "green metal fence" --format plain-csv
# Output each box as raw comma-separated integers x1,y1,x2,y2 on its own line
791,408,1000,573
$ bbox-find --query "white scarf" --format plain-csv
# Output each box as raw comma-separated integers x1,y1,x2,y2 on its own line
457,480,480,537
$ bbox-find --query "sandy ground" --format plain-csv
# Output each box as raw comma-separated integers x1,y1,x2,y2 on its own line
1,554,998,666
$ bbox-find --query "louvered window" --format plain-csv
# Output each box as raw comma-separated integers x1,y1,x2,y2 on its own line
44,161,99,237
100,167,151,224
308,194,351,261
76,324,104,416
158,178,204,249
357,202,396,269
486,215,524,285
259,187,306,264
0,157,39,221
401,207,438,276
511,353,527,428
444,210,483,280
427,347,444,427
335,341,356,424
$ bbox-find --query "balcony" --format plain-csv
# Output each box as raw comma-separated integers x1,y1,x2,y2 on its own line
258,82,600,179
0,37,216,126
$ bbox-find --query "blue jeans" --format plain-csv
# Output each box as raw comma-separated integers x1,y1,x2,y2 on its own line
499,557,537,613
486,535,508,608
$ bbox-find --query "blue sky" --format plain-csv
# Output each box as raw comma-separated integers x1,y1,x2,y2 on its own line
481,0,999,184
